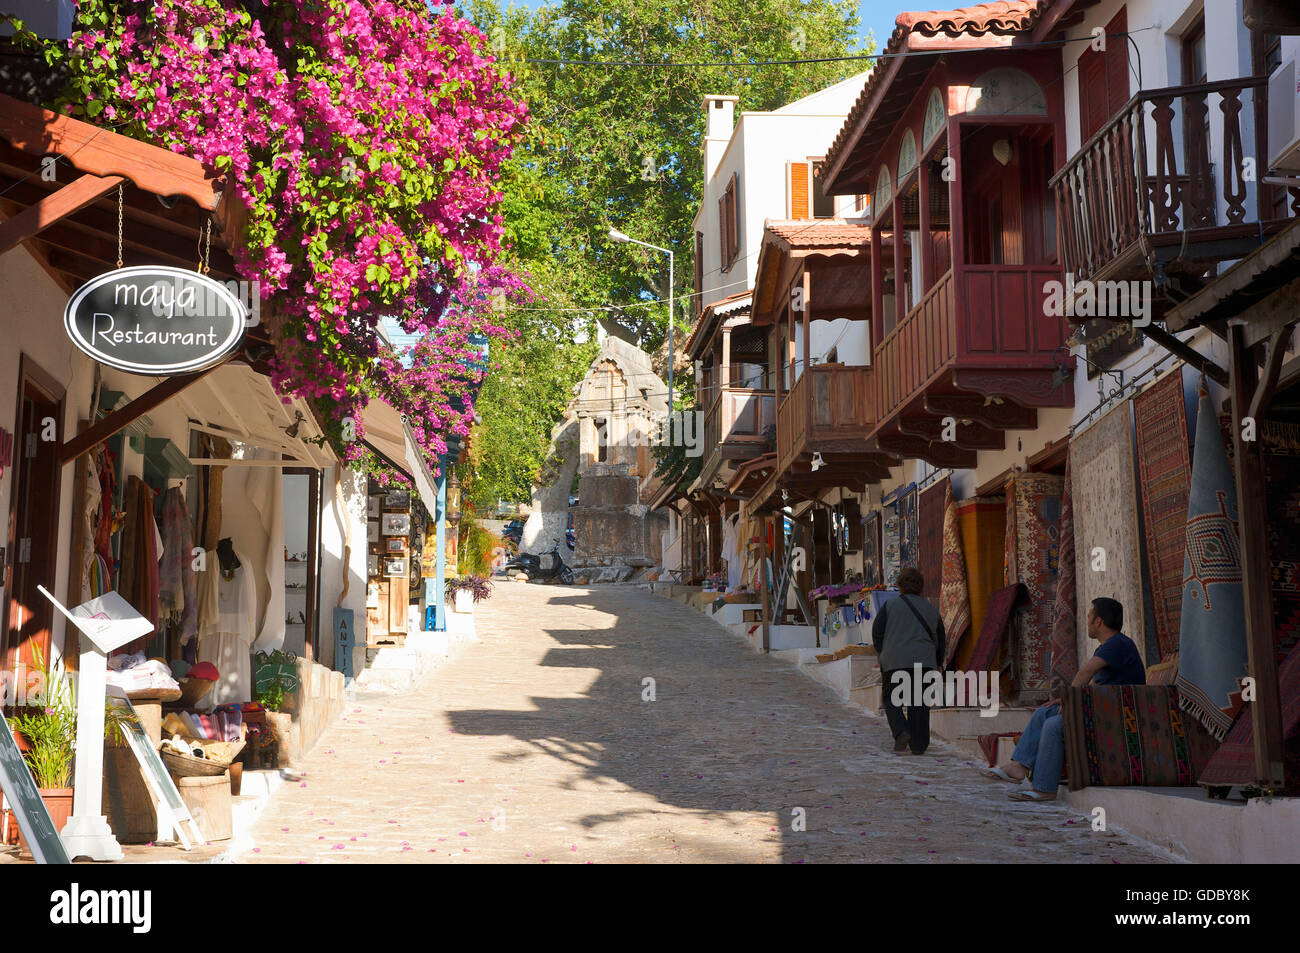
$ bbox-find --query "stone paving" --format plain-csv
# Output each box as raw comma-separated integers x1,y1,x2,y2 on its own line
239,582,1171,863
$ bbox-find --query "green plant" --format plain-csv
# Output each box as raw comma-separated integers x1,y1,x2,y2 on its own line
11,645,75,789
458,517,499,576
254,650,299,714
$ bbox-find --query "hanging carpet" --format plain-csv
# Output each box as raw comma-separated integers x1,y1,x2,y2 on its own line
953,496,1007,669
1133,367,1193,660
939,483,971,669
1048,452,1079,693
967,583,1028,674
1197,641,1300,790
919,478,947,603
1004,472,1064,702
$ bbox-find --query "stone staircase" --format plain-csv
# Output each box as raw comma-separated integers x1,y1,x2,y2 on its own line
350,609,476,694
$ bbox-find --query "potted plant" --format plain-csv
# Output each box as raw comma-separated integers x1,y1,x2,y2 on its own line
254,650,299,768
447,575,492,613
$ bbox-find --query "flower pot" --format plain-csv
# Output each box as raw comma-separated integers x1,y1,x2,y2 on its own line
264,710,295,769
454,590,474,613
17,787,73,858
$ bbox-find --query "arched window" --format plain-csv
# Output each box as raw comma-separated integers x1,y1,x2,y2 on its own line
922,87,946,146
874,166,892,215
964,68,1047,115
897,130,918,182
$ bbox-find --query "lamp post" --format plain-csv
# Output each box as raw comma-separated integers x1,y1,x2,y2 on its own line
609,227,674,406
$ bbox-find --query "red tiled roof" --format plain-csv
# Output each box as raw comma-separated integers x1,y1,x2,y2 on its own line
764,220,871,252
822,1,1047,188
896,1,1044,36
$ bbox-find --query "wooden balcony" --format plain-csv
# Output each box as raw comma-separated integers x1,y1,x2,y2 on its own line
871,266,1071,468
1052,77,1290,289
775,364,890,486
699,387,775,485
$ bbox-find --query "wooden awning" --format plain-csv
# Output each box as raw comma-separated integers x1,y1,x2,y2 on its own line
0,91,242,294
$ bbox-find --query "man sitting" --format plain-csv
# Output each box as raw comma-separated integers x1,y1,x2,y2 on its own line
981,597,1145,801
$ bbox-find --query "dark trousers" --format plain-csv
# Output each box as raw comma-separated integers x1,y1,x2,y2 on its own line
882,667,933,754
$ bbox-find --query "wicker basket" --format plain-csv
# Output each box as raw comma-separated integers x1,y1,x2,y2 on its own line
160,739,246,778
176,676,216,708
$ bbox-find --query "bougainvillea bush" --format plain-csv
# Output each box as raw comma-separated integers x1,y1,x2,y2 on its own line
31,0,529,473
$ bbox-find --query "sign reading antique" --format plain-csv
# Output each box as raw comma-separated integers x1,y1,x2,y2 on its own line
64,266,247,375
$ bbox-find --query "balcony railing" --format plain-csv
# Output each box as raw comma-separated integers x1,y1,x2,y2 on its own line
874,269,956,422
702,387,775,457
1052,77,1270,283
777,364,875,474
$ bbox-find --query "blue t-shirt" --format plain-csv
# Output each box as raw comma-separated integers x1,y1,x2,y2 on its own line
1092,632,1146,685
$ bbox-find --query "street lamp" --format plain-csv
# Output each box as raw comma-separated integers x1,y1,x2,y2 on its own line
609,227,675,405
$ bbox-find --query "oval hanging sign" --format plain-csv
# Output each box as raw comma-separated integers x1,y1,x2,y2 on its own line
64,266,247,375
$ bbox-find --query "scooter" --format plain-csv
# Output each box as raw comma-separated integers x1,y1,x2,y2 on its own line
502,544,576,585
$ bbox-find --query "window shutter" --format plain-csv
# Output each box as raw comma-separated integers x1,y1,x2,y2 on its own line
722,193,733,265
1104,8,1129,118
788,161,810,219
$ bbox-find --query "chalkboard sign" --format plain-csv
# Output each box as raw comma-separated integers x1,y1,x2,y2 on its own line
64,265,246,375
106,689,205,849
0,711,70,864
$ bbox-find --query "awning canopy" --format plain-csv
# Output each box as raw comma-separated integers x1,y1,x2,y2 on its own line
362,398,441,507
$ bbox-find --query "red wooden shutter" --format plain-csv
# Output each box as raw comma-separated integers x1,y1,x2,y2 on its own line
788,161,810,219
718,195,728,267
1079,7,1129,141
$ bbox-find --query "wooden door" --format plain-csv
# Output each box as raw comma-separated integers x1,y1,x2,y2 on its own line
4,356,65,678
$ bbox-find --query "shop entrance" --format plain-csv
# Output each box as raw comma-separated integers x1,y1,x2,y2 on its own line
282,468,322,659
3,356,65,676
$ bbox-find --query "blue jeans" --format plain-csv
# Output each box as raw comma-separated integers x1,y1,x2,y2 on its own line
1011,702,1064,794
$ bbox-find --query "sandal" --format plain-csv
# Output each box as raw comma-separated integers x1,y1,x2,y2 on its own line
981,765,1023,783
1007,789,1056,802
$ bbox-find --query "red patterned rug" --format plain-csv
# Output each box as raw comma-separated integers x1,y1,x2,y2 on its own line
1064,684,1220,791
1265,442,1300,665
940,483,971,668
1005,472,1065,702
1049,453,1079,693
919,479,948,604
968,583,1028,674
1197,640,1300,790
1133,367,1192,660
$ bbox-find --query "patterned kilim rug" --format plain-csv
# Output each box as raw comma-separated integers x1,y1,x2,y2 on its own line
898,483,919,571
1005,472,1064,702
919,479,948,603
1133,367,1192,660
1049,452,1079,693
862,510,881,588
954,496,1007,669
1071,402,1146,668
968,583,1028,674
1264,444,1300,665
1176,386,1248,740
1063,684,1219,791
940,482,971,668
1197,641,1300,789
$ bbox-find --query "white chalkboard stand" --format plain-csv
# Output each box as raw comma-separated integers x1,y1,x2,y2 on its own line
38,586,153,861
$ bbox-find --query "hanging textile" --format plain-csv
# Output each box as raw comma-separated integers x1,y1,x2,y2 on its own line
1264,447,1300,665
92,442,118,567
198,433,231,553
882,502,901,586
76,449,101,604
938,482,970,668
918,479,947,603
1176,385,1248,740
1048,452,1079,693
158,486,199,646
897,483,918,571
953,496,1006,669
118,476,160,636
197,547,257,706
1004,472,1065,702
245,451,286,653
1133,367,1193,660
862,511,881,588
1198,641,1300,789
1071,401,1146,667
722,514,742,590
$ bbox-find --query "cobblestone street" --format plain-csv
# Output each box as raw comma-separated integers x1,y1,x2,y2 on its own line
241,582,1169,863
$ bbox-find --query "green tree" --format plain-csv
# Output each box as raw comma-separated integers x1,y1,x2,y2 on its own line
460,0,870,504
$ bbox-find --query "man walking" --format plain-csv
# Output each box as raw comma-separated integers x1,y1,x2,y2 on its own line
873,568,945,755
982,596,1144,800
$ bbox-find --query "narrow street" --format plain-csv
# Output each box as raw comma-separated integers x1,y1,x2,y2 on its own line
242,583,1167,864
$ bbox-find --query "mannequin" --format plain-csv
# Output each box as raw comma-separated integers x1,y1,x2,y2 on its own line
217,537,241,573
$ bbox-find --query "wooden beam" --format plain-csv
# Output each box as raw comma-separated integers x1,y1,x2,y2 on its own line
1142,323,1230,386
1228,324,1287,790
0,92,220,211
1248,326,1292,424
59,365,224,463
0,173,124,256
